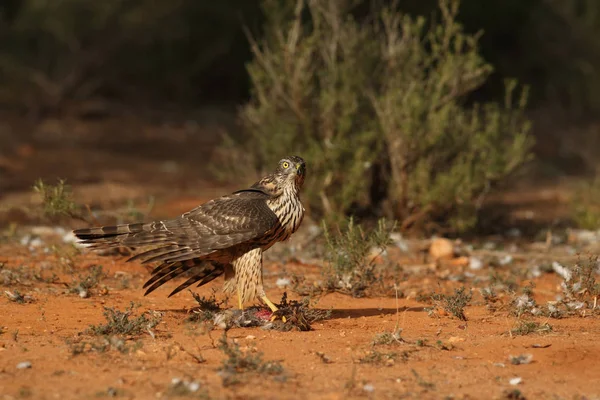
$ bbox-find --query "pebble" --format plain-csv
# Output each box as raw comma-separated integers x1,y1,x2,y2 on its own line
16,361,32,369
509,354,533,365
509,377,523,386
363,383,375,393
276,277,291,288
469,257,483,270
429,238,454,261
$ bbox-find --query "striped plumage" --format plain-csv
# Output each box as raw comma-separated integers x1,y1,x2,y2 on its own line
73,156,306,312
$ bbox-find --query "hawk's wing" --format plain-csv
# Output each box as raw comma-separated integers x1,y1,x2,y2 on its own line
74,189,280,264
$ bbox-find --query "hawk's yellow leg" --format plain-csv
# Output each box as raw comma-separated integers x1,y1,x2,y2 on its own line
238,292,244,311
261,295,278,312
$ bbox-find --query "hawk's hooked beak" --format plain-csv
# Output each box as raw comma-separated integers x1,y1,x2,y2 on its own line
296,163,306,176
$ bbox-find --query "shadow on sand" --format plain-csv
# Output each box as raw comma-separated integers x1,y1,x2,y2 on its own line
325,306,427,320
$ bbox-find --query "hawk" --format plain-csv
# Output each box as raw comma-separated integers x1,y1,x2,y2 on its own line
73,156,306,313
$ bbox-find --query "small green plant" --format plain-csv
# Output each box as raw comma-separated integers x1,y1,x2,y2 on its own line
481,287,500,312
434,340,454,351
359,350,401,366
32,179,153,226
571,174,600,229
188,290,225,323
510,321,553,336
501,389,526,400
69,336,143,355
323,218,394,297
50,244,80,274
489,271,519,293
372,329,403,346
217,333,285,386
69,265,106,298
1,264,30,286
87,303,161,337
509,283,540,318
33,179,80,220
562,255,600,305
431,287,473,320
33,269,59,284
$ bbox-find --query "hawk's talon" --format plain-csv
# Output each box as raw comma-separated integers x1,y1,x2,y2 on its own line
261,295,288,322
270,313,287,323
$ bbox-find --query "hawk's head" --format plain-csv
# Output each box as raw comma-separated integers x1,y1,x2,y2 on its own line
275,155,306,189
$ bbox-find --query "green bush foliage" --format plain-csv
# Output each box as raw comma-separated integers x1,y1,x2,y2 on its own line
231,0,533,232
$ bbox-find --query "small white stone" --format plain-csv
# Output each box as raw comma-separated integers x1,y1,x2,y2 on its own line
509,377,522,386
499,255,513,265
276,278,291,288
29,238,44,249
469,257,483,270
509,354,533,365
362,383,375,393
16,361,32,369
390,233,409,252
187,382,200,392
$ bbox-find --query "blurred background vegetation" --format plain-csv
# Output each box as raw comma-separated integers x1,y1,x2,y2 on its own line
1,0,600,234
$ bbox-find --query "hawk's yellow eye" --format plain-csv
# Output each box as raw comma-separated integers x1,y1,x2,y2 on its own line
282,161,290,169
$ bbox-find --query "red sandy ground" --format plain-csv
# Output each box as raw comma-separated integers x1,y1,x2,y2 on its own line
1,240,599,400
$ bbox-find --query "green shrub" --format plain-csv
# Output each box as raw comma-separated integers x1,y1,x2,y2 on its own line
228,0,532,231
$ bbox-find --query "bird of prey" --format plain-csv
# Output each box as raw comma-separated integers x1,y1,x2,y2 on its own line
73,156,306,314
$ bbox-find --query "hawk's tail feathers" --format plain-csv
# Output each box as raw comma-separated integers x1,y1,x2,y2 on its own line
143,259,224,297
73,221,174,249
142,262,189,295
127,245,190,264
73,222,147,241
168,267,222,298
